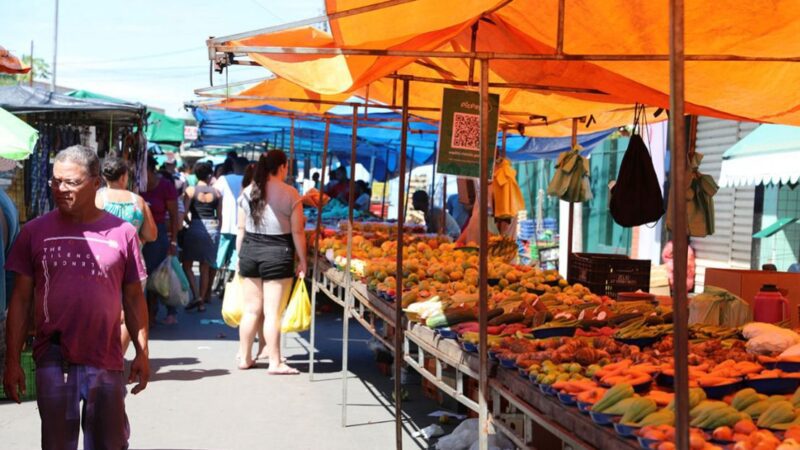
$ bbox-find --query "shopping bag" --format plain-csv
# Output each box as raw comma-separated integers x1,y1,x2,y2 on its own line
170,256,190,292
281,277,311,333
146,257,171,298
221,275,244,328
161,257,190,307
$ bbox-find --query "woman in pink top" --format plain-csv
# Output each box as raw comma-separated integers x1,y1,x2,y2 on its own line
140,155,180,325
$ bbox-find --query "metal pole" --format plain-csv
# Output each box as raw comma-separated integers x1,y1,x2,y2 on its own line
309,119,330,382
670,1,690,449
441,176,447,238
478,58,491,450
369,152,376,184
51,0,59,92
380,147,390,219
341,105,358,428
394,79,410,450
288,118,295,184
567,119,578,258
403,146,416,219
501,128,508,159
29,41,34,87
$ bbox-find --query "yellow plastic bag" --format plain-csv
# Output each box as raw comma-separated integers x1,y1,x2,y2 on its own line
221,275,244,328
281,277,311,333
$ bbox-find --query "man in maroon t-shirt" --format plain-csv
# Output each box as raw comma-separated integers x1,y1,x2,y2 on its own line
3,145,149,450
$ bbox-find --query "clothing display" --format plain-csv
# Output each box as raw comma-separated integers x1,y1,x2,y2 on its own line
492,158,525,220
547,146,593,203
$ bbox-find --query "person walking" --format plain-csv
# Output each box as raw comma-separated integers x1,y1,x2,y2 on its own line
141,155,180,325
237,150,306,373
97,156,157,351
3,145,148,450
212,157,247,292
182,163,222,312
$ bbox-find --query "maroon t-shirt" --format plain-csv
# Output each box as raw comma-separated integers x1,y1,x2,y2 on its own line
6,211,146,371
140,176,178,224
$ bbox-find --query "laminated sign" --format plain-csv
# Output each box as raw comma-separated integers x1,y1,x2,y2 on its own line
436,88,500,178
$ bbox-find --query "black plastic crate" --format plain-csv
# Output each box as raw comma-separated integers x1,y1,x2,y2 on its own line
567,253,651,298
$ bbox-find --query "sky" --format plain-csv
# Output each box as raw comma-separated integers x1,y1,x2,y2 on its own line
0,0,325,118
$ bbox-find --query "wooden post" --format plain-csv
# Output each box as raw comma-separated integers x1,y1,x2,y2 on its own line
670,1,691,449
567,119,578,260
478,57,491,450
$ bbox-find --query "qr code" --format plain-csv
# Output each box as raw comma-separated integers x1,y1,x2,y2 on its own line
451,112,480,151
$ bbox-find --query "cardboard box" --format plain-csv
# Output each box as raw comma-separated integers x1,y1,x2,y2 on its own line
704,268,800,326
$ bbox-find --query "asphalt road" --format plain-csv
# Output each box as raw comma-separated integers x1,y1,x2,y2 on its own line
0,296,451,449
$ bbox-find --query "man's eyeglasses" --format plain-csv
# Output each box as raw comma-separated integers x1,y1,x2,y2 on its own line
50,177,90,190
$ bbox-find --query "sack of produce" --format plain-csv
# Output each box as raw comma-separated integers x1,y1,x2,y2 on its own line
281,276,311,333
689,285,752,327
146,257,171,298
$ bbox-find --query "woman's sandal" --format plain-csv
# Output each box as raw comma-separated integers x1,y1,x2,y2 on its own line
185,300,202,311
198,302,206,312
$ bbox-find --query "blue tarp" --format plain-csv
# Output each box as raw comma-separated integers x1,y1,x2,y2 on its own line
191,105,616,180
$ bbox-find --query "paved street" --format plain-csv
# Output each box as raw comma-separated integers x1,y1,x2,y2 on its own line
0,297,447,449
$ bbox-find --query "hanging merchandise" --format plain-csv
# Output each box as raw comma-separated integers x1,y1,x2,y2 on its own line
609,105,665,227
491,158,525,219
666,152,718,237
546,145,592,203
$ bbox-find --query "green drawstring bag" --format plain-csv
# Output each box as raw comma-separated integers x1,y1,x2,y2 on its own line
667,152,718,237
547,147,593,203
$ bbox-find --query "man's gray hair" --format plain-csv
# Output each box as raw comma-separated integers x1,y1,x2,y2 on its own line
54,145,100,177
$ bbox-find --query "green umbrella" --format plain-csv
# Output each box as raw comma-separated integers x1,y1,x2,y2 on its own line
0,106,37,160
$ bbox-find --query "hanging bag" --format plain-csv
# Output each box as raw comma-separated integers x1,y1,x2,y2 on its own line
281,275,311,333
609,105,665,227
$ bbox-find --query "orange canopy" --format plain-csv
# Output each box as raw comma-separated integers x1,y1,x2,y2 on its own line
218,0,800,127
0,46,30,75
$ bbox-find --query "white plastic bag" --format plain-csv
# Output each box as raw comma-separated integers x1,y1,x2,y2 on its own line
150,256,190,307
146,257,171,298
435,419,479,450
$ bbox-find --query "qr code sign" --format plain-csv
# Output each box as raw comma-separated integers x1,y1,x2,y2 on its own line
451,112,480,151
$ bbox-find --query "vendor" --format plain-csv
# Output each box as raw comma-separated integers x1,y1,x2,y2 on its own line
411,190,461,240
456,183,518,245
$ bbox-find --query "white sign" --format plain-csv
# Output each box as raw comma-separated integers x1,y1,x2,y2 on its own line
184,126,198,141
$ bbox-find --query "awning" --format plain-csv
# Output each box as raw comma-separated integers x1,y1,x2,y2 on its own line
0,85,144,125
0,106,37,160
753,217,798,238
718,124,800,187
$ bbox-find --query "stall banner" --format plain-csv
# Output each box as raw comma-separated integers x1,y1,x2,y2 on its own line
436,88,500,178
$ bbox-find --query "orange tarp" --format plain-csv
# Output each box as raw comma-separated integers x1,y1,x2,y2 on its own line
222,0,800,127
220,77,352,114
0,46,30,75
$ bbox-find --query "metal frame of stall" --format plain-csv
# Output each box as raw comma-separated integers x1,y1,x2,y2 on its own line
196,0,791,447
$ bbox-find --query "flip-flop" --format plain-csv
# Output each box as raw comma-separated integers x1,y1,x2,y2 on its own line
267,364,300,375
185,300,202,311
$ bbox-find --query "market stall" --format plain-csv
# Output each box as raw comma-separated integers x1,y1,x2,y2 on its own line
0,85,147,219
201,2,800,449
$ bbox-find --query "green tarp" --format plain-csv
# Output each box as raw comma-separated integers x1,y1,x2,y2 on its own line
66,90,185,145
